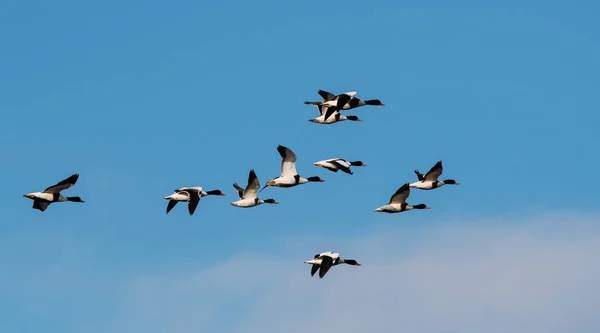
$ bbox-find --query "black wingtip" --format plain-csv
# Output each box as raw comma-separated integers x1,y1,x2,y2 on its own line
276,145,290,158
67,173,80,183
248,169,258,184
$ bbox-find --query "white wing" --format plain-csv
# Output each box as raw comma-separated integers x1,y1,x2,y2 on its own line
342,91,358,98
277,145,297,177
318,251,339,260
244,169,260,199
177,186,203,192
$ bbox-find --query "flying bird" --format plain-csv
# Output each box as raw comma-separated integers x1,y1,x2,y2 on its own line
305,89,385,110
23,173,85,212
231,169,279,208
164,187,225,215
260,145,324,192
313,158,366,175
304,90,357,110
410,160,460,190
307,104,362,124
304,251,361,279
374,183,430,213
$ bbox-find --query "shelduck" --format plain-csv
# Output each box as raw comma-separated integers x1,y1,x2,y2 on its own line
305,89,385,110
260,145,324,192
410,160,460,190
164,187,225,215
23,173,85,212
313,158,366,175
308,104,362,124
304,251,361,279
304,90,356,110
231,169,279,208
374,183,430,213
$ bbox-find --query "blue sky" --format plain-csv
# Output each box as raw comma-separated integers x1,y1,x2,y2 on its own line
1,1,600,332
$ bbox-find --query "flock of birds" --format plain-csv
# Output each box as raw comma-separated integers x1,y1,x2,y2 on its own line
22,89,460,279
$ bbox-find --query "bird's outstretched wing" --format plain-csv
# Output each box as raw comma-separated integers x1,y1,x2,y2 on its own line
44,174,80,193
389,183,410,204
319,255,334,279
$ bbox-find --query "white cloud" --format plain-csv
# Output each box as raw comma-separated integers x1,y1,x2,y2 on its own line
84,213,600,332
